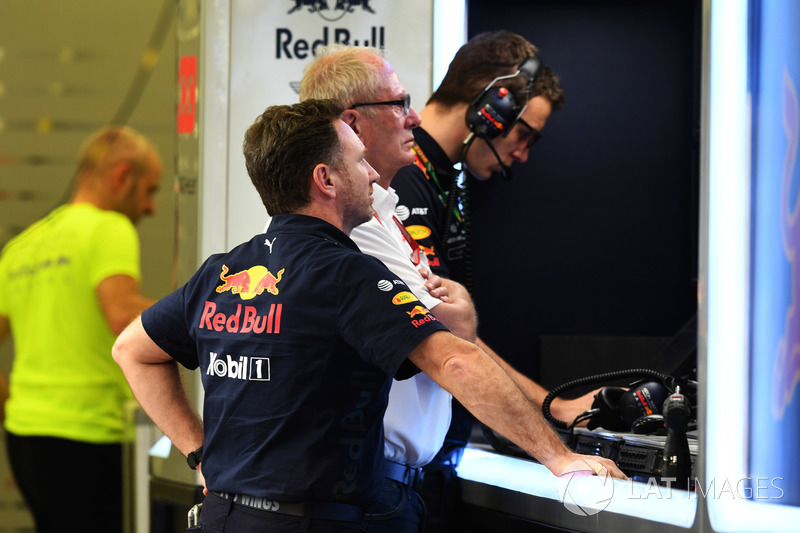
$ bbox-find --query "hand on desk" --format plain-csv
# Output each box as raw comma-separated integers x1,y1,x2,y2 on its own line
553,453,628,481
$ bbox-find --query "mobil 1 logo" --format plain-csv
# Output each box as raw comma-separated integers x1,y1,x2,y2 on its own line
207,352,271,381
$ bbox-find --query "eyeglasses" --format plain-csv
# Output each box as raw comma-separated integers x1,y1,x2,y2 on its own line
518,118,542,148
350,94,411,115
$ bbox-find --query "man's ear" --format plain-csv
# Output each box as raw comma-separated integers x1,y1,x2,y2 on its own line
109,161,134,191
341,109,361,135
310,163,336,199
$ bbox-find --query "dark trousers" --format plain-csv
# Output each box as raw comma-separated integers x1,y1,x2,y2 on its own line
6,432,123,533
363,478,426,532
419,401,472,533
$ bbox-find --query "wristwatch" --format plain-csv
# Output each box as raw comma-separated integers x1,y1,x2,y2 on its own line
186,446,203,470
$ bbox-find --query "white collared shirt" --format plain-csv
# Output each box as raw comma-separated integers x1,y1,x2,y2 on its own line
351,185,452,467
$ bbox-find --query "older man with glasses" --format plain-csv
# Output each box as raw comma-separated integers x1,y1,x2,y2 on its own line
295,43,617,533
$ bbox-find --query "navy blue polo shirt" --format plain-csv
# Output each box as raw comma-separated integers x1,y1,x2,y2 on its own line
141,214,447,506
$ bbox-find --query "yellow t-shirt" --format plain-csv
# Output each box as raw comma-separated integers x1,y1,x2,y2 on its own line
0,204,140,443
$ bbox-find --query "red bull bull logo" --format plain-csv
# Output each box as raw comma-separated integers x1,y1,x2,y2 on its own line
420,245,440,267
216,265,285,300
406,305,438,328
406,305,429,318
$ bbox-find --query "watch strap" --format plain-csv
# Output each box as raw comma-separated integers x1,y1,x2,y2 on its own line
187,446,203,470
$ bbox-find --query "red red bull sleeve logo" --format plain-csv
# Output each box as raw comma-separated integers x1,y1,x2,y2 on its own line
216,264,285,300
406,305,437,328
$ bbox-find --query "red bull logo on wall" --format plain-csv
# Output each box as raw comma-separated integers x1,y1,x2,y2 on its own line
288,0,376,20
280,1,384,60
216,265,285,300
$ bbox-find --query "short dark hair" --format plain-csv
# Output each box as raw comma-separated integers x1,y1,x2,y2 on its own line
243,99,345,216
428,30,565,111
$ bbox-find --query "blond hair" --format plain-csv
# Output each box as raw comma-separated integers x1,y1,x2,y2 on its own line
299,44,389,112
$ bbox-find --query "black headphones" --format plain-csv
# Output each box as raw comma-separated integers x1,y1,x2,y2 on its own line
540,368,697,435
465,56,542,141
586,380,672,433
461,56,542,181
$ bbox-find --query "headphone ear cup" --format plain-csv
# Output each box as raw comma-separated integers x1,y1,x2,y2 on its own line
587,387,629,432
618,381,670,429
466,86,519,139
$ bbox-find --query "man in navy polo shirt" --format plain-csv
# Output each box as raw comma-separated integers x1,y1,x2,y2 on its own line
114,100,623,533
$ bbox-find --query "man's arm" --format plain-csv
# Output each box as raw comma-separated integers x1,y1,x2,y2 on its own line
422,272,595,422
97,275,157,334
352,209,593,421
112,315,203,458
475,337,598,426
408,330,627,479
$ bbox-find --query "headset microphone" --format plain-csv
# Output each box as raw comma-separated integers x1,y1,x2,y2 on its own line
460,131,513,181
484,135,513,181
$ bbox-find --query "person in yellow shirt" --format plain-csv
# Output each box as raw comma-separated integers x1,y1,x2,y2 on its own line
0,125,162,533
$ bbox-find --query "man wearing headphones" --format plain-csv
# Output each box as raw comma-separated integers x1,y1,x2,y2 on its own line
390,31,567,531
392,30,564,285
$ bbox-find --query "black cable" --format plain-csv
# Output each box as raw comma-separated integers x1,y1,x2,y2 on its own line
441,171,459,246
541,368,680,430
439,135,479,292
440,133,464,248
565,409,599,443
461,179,472,292
570,409,598,428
